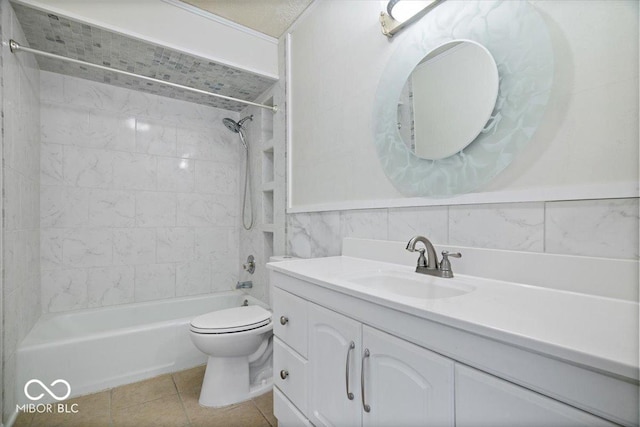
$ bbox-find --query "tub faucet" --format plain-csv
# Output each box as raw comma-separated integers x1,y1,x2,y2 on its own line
406,236,461,278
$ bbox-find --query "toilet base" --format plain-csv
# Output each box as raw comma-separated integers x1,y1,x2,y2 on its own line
199,356,250,407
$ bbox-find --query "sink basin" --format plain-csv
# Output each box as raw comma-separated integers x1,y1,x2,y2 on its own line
346,271,475,300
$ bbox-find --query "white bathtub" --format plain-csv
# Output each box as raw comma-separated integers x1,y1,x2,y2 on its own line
16,291,269,404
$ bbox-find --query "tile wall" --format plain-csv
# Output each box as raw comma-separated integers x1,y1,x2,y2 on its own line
39,70,243,313
287,198,639,261
236,36,287,307
2,0,41,422
236,104,271,304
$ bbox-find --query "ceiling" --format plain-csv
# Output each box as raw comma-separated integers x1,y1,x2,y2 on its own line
180,0,314,38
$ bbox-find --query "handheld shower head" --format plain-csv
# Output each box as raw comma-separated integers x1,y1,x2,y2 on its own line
222,115,253,134
223,118,240,133
221,114,255,230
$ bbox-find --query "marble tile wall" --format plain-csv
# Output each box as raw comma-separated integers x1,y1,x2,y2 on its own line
2,0,41,422
287,198,639,261
236,35,286,308
40,70,243,314
235,102,276,305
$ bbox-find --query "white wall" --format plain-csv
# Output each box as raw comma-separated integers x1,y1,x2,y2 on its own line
288,0,638,209
40,71,241,313
284,0,639,264
2,0,41,422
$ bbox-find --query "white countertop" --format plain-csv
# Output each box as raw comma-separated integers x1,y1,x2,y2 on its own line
268,256,639,381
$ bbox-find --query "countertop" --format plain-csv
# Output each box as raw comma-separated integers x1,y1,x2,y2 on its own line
268,256,639,381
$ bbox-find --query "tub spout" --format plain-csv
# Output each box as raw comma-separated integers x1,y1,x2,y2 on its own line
236,281,253,289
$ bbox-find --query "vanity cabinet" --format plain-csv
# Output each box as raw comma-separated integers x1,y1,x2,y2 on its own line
271,270,636,427
308,303,455,427
455,365,616,426
275,287,455,427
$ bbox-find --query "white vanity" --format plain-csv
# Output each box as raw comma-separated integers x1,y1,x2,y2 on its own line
267,238,639,427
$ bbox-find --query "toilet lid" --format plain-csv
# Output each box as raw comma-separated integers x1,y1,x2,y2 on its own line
190,305,271,333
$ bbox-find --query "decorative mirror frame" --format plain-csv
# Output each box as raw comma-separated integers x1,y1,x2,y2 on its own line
373,0,554,198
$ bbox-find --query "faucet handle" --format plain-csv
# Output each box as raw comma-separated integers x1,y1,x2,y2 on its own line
442,250,461,259
406,240,429,267
440,251,461,278
415,248,427,268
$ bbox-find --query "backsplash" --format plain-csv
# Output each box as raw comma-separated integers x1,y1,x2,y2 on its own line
12,2,276,112
40,70,242,313
287,199,639,260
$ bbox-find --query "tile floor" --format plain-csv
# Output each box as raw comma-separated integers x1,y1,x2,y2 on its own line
14,365,277,427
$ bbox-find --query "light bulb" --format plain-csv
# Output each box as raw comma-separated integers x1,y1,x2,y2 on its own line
389,0,436,23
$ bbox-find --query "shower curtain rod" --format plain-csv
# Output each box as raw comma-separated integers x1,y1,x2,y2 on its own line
9,39,278,113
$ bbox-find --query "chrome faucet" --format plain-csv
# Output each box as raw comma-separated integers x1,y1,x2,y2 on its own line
236,281,253,289
406,236,461,278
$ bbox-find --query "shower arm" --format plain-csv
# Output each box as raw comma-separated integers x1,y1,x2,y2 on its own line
9,39,278,113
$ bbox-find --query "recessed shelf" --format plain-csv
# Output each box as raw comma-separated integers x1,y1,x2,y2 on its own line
263,139,274,153
263,231,274,262
262,149,274,183
262,224,275,233
262,191,274,225
263,181,275,192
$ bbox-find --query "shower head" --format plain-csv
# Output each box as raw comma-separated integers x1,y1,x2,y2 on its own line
222,115,253,134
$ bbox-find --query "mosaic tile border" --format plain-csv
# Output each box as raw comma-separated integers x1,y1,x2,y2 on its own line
11,1,276,111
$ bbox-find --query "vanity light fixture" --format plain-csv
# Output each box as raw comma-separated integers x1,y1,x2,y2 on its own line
380,0,446,37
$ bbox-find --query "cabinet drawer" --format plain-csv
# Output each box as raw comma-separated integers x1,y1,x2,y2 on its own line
455,365,616,426
274,337,308,415
274,387,312,427
273,287,308,357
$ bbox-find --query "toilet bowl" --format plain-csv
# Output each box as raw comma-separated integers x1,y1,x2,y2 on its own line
189,305,273,407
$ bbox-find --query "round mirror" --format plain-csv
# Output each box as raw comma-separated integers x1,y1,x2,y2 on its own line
372,0,553,198
398,40,499,160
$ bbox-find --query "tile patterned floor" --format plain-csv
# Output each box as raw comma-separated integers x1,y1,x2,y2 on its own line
14,366,277,427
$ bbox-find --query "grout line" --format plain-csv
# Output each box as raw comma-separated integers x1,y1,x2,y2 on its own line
250,398,273,427
108,388,115,427
542,201,547,253
175,386,193,426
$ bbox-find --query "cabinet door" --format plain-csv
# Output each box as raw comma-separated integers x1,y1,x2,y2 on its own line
455,364,617,426
362,326,455,427
308,304,362,427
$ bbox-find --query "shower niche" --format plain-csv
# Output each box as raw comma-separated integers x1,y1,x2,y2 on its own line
237,90,285,304
260,96,276,250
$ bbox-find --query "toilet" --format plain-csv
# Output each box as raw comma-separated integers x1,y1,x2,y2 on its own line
189,304,273,407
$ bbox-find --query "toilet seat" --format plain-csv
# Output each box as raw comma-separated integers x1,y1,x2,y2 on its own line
190,305,271,334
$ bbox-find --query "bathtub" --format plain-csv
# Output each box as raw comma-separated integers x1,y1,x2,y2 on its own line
16,291,270,405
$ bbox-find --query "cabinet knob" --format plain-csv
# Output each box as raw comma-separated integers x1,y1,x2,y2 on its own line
280,369,289,380
280,316,289,325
